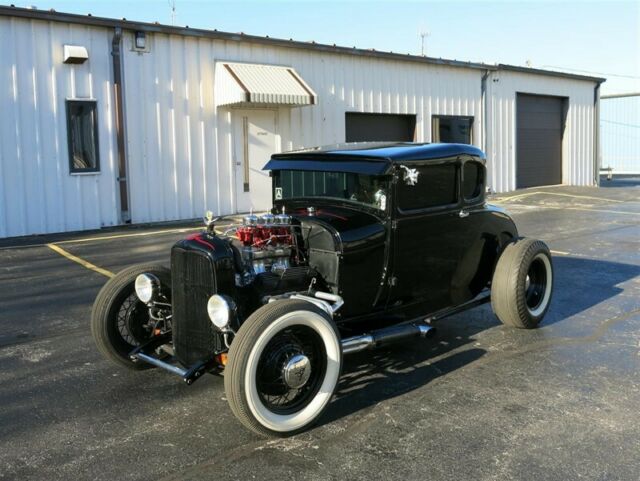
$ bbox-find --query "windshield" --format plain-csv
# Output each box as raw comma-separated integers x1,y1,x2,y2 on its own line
273,170,389,211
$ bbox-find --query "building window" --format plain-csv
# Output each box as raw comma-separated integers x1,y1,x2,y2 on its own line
66,100,100,173
432,115,473,144
345,112,416,142
462,161,484,200
397,163,458,211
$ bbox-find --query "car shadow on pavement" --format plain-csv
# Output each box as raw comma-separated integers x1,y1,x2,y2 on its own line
541,256,640,326
319,255,640,427
321,313,491,427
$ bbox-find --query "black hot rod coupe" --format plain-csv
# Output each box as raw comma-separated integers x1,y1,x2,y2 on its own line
91,142,553,436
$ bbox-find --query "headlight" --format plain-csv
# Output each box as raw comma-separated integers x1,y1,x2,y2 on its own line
135,273,160,304
207,295,231,329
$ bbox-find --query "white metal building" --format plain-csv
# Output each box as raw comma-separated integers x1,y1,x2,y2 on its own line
601,93,640,174
0,6,605,238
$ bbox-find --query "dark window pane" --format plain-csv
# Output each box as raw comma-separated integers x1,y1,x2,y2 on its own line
67,101,99,172
398,164,458,210
463,162,483,199
345,112,416,142
433,116,473,144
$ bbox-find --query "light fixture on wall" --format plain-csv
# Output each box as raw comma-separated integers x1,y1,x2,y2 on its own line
63,45,89,64
134,31,146,50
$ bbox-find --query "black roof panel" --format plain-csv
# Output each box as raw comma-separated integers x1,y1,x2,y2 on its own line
265,142,485,174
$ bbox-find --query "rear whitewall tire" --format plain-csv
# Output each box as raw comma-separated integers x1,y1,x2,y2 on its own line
491,238,554,329
225,300,342,437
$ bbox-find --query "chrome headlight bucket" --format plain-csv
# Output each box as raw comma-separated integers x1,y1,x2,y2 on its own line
207,294,236,330
135,273,160,304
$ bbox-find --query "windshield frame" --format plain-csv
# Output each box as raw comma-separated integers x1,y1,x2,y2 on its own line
271,169,392,216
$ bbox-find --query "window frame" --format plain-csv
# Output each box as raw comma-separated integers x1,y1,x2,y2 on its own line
395,160,462,216
66,99,101,175
431,115,474,144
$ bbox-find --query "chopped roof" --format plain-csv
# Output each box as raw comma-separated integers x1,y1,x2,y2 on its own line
0,5,605,84
264,143,486,175
272,142,485,161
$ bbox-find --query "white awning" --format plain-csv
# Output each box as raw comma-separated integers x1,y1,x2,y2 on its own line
215,62,317,107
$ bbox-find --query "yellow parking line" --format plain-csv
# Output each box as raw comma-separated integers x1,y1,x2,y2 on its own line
494,191,624,203
55,226,203,245
47,243,115,278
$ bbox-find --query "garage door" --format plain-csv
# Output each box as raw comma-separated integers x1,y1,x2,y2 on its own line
516,94,564,188
345,113,416,142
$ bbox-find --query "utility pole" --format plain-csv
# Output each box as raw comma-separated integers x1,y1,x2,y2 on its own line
419,30,430,56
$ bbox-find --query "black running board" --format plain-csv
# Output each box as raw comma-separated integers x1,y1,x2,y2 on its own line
341,292,491,355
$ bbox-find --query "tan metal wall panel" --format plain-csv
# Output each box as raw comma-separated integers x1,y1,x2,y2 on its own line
0,14,600,236
601,95,640,174
122,33,483,222
0,17,119,238
486,70,596,192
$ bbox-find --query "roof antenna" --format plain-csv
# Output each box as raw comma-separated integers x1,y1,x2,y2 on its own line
168,0,176,25
419,27,430,56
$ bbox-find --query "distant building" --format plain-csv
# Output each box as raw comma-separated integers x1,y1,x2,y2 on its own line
601,93,640,174
0,6,604,238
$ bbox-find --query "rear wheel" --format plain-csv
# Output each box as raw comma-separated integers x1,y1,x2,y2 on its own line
225,300,342,437
491,238,553,329
91,263,170,369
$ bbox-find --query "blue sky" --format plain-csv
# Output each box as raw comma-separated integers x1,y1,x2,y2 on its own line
11,0,639,94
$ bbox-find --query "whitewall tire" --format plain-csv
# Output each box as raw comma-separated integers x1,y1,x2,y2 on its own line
225,299,342,437
491,238,554,329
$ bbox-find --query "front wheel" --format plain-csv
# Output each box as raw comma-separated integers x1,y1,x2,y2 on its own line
491,238,554,329
91,263,171,369
225,300,342,437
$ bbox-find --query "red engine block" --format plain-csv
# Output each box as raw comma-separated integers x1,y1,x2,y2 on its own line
237,225,292,247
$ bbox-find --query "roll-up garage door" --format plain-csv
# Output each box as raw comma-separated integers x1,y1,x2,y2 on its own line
516,94,565,188
345,112,416,142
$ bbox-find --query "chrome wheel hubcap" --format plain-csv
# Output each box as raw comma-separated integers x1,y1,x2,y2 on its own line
283,354,311,389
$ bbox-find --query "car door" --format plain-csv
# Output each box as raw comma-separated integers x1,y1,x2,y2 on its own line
448,158,495,305
388,160,465,313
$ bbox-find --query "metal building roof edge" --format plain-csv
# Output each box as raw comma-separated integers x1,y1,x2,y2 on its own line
0,5,605,84
600,92,640,99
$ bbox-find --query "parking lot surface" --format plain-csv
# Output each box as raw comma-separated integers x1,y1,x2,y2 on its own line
1,184,639,481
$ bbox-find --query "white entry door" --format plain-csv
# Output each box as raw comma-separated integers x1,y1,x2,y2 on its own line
234,110,277,213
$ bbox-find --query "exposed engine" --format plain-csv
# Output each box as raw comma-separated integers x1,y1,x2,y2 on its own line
234,211,301,278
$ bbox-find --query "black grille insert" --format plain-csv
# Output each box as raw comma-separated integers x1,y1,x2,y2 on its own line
171,247,222,365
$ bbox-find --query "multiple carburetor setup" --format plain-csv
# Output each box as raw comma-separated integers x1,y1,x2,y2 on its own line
233,210,299,278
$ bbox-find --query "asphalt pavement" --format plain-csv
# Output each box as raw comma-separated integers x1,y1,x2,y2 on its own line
0,184,639,481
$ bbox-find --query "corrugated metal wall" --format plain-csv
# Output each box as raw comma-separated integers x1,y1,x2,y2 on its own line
122,32,483,223
486,70,597,192
0,14,601,238
0,17,119,238
601,95,640,174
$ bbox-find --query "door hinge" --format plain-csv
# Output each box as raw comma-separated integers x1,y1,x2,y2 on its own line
388,276,398,287
391,220,398,229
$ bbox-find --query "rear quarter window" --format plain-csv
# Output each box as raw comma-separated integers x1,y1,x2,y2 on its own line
397,163,458,210
462,161,484,200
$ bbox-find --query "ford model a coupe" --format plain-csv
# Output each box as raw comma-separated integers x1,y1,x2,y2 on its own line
91,143,554,436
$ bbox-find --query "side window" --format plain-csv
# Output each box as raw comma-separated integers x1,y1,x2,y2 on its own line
66,100,100,173
397,163,458,211
462,161,484,200
432,116,473,144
